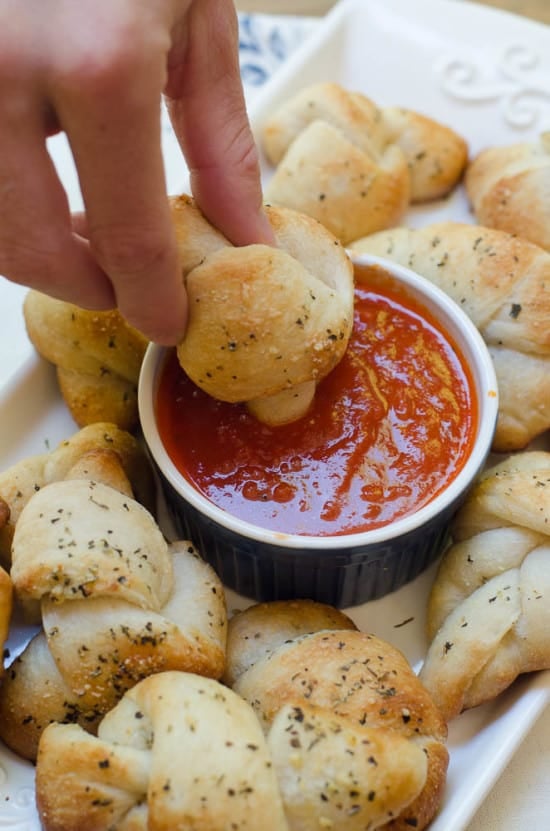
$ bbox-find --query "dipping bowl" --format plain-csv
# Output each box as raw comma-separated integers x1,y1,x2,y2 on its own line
138,253,498,608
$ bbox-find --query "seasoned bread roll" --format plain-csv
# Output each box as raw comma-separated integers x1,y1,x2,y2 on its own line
24,195,353,429
24,292,148,430
262,82,467,244
172,195,355,426
0,471,226,761
223,597,358,686
351,221,550,451
381,105,469,202
226,601,449,831
35,610,442,831
36,672,290,831
465,132,550,251
420,451,550,721
266,701,427,831
0,422,154,568
10,479,170,610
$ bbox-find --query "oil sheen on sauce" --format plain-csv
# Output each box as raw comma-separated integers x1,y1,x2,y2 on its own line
156,265,477,537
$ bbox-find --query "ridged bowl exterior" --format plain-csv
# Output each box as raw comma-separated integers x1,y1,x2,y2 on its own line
159,467,481,607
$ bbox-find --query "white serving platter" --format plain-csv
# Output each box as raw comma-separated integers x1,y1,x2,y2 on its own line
2,0,550,828
248,0,550,214
1,355,549,830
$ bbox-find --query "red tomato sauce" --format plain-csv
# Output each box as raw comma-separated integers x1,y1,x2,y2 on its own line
156,266,477,536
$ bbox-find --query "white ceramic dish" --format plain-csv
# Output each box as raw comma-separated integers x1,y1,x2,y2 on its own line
249,0,550,201
1,0,550,828
0,356,549,831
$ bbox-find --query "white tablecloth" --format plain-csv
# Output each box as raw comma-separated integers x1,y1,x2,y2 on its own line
0,11,548,831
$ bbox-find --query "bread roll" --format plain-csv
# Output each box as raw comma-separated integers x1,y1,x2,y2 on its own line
0,471,226,761
381,105,468,201
262,83,409,244
11,479,171,609
227,601,449,831
265,118,411,246
223,598,358,686
351,221,550,451
172,196,355,426
0,422,155,568
36,672,289,831
24,292,148,430
262,82,467,244
465,132,550,251
420,451,550,721
267,701,428,831
35,607,443,831
24,193,354,429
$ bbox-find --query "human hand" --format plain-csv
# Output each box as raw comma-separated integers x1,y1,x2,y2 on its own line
0,0,273,344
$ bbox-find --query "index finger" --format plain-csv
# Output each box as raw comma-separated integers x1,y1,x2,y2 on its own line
165,0,274,247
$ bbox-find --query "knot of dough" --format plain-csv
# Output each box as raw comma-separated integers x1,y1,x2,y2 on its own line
420,451,550,721
261,82,467,245
225,601,448,831
23,292,148,430
36,672,290,831
0,469,226,761
11,479,172,609
352,221,550,452
0,422,155,567
465,131,550,252
34,600,447,831
172,195,354,426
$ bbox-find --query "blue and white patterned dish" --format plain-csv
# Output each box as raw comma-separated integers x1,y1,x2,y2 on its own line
238,13,318,98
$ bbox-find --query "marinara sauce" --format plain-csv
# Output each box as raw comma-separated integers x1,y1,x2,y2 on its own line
156,265,477,536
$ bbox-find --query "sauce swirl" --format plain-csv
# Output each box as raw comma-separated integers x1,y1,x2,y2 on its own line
156,266,477,536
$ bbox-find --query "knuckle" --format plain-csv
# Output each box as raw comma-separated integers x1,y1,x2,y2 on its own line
90,223,170,279
224,119,261,176
0,229,63,278
53,20,167,98
236,131,261,175
61,46,138,98
202,92,260,175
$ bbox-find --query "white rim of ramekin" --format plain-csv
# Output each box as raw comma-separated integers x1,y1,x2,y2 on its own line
138,253,499,550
